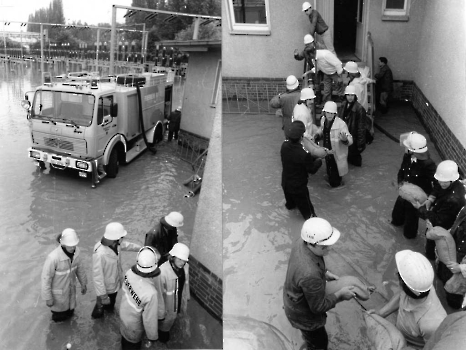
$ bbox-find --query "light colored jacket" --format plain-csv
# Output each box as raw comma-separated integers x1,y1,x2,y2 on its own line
316,50,343,75
119,269,164,342
41,246,87,312
159,260,190,332
318,116,353,176
92,239,141,296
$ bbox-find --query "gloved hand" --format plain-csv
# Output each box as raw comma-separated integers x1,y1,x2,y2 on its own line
81,285,87,295
100,295,111,305
46,299,54,307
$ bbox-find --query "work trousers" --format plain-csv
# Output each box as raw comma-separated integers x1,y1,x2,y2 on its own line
391,196,420,239
318,30,335,55
325,155,342,188
283,186,316,220
300,326,329,350
121,336,142,350
348,153,362,167
321,73,344,104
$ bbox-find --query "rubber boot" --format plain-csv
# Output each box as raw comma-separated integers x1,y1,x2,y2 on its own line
91,297,104,319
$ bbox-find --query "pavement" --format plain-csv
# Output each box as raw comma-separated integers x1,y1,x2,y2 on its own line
223,100,455,350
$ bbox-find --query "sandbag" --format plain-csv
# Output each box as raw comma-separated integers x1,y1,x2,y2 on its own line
445,255,466,295
325,275,371,301
398,182,428,206
364,312,407,350
423,311,466,350
425,226,456,265
302,136,327,158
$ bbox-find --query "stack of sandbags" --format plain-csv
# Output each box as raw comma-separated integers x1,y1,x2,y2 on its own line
302,136,327,158
424,312,466,350
364,312,407,350
398,182,428,206
426,226,456,265
325,275,372,300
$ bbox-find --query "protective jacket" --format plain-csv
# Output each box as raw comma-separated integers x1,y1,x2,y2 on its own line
307,10,328,35
270,89,301,137
419,180,466,229
92,239,141,297
283,239,338,331
159,260,190,332
318,116,353,176
41,246,87,312
167,110,181,132
375,65,393,93
119,267,165,343
397,153,436,193
281,140,322,194
338,100,366,156
451,207,466,261
145,218,178,266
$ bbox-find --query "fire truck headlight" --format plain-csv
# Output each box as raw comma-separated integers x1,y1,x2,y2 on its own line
76,161,89,170
30,150,41,159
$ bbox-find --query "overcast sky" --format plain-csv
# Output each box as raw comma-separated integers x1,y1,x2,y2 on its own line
1,0,133,31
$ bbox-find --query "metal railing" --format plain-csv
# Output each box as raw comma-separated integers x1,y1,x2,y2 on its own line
222,82,279,114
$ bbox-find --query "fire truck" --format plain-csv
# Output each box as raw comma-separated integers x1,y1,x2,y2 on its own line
21,72,173,187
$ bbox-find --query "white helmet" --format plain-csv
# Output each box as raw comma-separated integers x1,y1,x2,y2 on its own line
304,34,314,45
322,101,338,114
434,160,459,182
286,75,299,90
402,132,427,153
176,106,182,111
344,85,357,96
301,218,341,246
103,222,127,240
395,250,434,294
165,212,184,227
60,228,79,246
300,87,316,100
136,246,159,273
169,243,190,261
302,1,312,11
344,61,359,74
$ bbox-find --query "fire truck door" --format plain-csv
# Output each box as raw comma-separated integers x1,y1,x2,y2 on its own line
96,95,117,155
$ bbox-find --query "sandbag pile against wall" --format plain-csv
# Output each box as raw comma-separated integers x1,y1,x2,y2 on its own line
445,255,466,295
364,312,407,350
424,311,466,350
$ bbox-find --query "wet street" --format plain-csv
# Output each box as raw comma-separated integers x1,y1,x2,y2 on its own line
0,60,221,350
223,104,453,349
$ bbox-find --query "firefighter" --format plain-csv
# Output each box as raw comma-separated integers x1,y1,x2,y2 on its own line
119,246,165,349
145,211,184,266
91,222,142,319
158,243,191,343
41,228,88,322
270,75,302,138
368,250,446,348
167,106,182,142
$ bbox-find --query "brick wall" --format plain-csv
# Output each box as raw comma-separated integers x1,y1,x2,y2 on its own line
189,255,222,321
409,82,466,176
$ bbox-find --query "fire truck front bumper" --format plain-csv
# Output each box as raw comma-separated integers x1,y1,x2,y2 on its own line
28,148,92,177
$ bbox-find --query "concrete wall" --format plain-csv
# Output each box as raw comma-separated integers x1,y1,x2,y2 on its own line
222,0,309,79
413,0,466,147
181,48,220,139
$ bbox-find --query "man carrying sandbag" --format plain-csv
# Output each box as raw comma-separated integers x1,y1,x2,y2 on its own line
283,217,356,350
368,250,446,348
391,132,436,239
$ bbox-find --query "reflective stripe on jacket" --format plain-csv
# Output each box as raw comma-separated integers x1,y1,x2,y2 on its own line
92,240,141,296
159,261,190,332
119,269,161,342
41,246,87,312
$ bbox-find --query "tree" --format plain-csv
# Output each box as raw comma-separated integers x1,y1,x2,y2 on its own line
175,21,221,41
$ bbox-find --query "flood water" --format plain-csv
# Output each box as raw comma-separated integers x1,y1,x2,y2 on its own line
0,60,216,350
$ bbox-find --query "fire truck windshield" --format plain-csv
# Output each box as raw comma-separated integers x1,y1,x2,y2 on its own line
31,91,95,127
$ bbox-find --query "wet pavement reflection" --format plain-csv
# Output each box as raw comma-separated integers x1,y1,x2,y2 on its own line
0,60,221,350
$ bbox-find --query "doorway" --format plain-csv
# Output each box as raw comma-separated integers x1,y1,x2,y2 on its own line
333,0,361,61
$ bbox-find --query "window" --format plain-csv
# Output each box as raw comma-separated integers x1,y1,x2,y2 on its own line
382,0,410,21
97,96,113,125
226,0,271,35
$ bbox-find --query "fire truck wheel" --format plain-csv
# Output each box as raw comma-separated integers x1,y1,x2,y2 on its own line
106,148,119,178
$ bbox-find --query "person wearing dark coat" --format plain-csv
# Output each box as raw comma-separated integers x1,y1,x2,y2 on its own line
437,206,466,309
391,132,436,239
144,212,184,266
414,160,466,260
374,57,393,114
281,121,322,220
270,75,301,138
338,85,366,167
167,107,182,141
